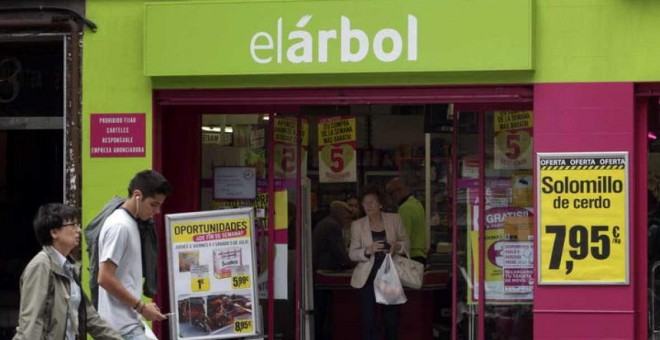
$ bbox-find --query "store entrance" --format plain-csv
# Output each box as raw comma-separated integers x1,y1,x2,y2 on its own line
155,86,534,340
303,105,452,340
305,105,535,340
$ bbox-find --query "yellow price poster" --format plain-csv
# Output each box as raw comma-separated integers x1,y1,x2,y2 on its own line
537,152,628,284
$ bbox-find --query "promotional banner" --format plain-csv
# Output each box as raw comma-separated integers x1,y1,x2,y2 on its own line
273,117,308,178
166,208,262,339
494,111,533,170
317,116,357,183
466,179,534,302
537,152,628,284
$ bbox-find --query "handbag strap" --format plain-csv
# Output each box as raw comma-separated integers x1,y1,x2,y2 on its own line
399,245,412,260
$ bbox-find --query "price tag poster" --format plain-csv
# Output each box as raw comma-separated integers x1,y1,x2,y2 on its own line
537,152,628,284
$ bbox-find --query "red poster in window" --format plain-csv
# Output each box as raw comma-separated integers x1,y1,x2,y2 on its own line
90,113,146,157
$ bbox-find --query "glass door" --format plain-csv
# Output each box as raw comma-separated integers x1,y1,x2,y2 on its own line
452,109,534,340
269,113,309,339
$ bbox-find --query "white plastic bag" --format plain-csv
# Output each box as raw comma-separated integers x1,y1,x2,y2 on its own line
142,320,159,340
373,253,407,305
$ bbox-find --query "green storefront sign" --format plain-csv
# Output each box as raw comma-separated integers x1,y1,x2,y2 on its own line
144,0,532,76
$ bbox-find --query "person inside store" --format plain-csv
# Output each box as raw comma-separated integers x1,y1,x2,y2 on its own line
312,200,355,340
97,170,172,339
349,185,410,340
313,200,355,271
346,193,360,220
386,177,427,265
13,203,122,340
344,193,360,249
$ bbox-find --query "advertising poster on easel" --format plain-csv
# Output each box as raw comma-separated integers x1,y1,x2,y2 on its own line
166,208,262,339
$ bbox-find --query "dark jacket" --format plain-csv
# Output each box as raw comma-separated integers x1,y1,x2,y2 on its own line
312,215,353,271
84,196,158,308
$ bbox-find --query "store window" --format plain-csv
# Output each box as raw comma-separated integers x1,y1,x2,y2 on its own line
454,110,534,339
648,99,660,338
199,113,304,339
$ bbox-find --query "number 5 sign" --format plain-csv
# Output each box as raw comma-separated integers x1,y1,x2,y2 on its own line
494,111,533,170
273,117,308,178
318,116,357,183
537,152,629,285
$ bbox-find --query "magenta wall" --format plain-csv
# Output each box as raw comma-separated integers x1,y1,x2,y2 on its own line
533,83,638,339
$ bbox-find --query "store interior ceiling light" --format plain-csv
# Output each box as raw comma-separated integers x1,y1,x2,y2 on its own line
201,126,224,133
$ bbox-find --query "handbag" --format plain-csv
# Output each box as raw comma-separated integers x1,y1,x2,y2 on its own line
392,247,424,289
374,253,407,305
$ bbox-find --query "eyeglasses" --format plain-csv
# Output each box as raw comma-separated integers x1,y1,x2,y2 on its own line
61,222,80,228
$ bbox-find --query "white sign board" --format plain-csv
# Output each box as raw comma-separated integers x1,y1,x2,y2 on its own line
213,167,256,199
166,208,262,339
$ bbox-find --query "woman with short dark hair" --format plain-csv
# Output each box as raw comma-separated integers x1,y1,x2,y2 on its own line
13,203,122,340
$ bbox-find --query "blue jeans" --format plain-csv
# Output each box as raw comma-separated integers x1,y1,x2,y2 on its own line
122,325,148,340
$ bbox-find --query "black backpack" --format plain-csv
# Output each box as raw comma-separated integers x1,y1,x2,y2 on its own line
84,196,125,308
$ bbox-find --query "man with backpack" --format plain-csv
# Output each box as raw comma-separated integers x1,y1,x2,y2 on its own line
89,170,172,339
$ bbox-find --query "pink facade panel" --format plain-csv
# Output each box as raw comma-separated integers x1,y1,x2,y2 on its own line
533,83,636,339
534,313,635,339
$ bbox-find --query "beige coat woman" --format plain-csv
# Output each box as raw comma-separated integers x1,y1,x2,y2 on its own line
348,212,410,288
13,246,122,340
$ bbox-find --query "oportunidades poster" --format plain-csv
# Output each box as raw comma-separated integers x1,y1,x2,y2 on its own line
166,208,261,339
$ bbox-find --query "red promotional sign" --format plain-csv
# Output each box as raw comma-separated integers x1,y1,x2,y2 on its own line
90,113,146,157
